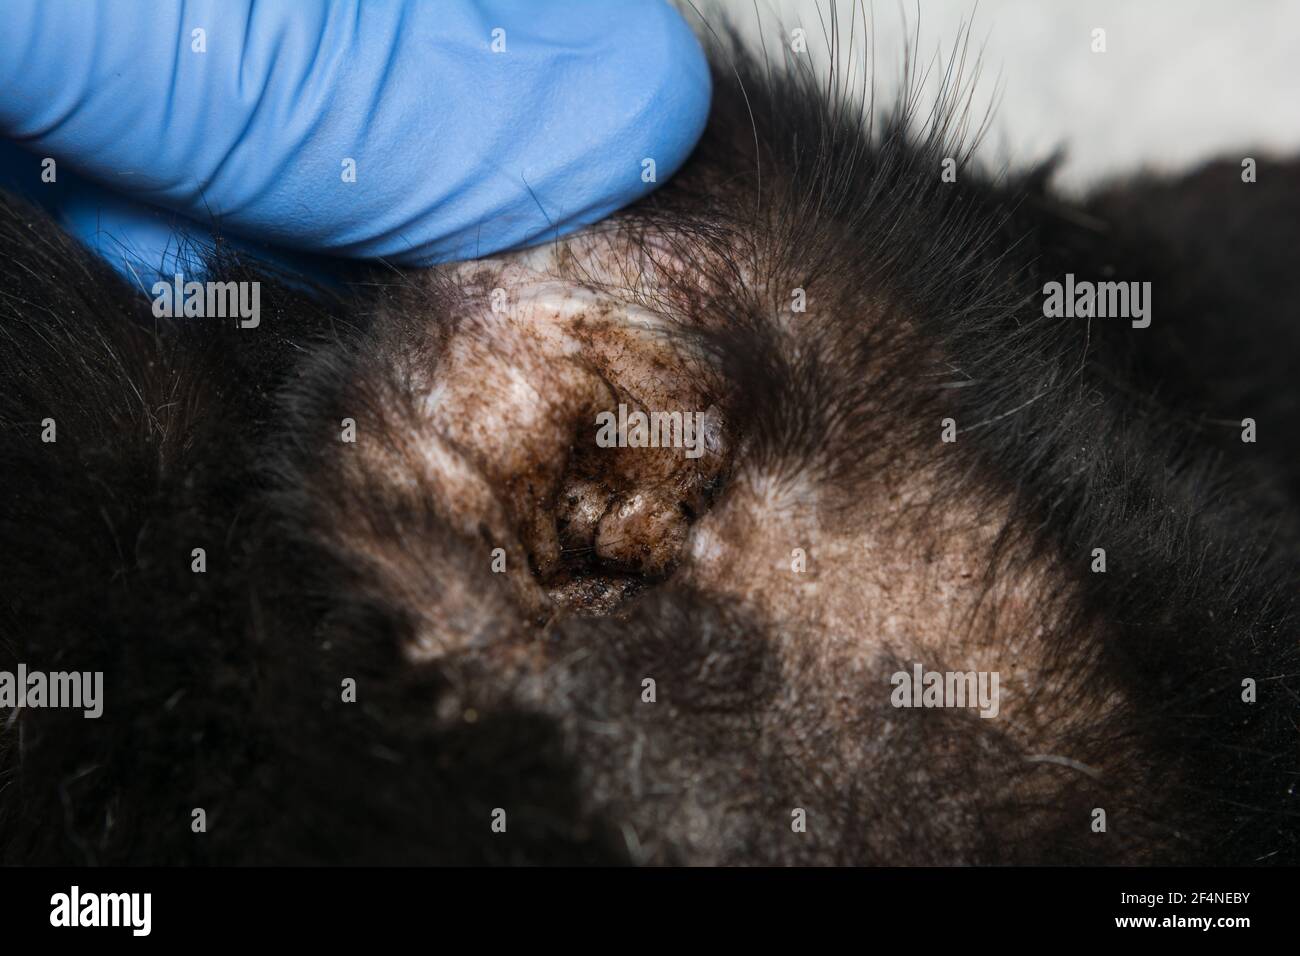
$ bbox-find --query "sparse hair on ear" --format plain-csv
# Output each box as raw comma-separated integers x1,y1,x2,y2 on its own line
0,10,1298,866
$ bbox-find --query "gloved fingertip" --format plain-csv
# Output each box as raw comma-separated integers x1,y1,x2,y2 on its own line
409,0,713,266
532,0,713,233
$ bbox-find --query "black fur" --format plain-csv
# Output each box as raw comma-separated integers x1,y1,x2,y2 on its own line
1,26,1297,865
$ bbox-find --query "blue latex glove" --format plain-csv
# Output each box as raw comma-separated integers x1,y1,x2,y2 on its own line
0,0,710,282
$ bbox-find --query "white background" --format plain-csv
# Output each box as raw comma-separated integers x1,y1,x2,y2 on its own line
714,0,1300,192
